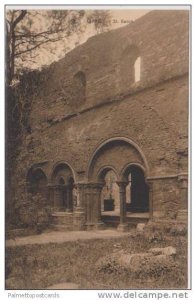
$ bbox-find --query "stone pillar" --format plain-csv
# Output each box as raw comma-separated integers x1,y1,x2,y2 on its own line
73,182,86,230
75,183,85,211
53,185,62,210
116,181,128,232
47,184,54,208
93,183,105,230
177,174,188,221
146,179,153,219
178,174,188,209
86,182,105,230
86,184,92,229
66,186,72,212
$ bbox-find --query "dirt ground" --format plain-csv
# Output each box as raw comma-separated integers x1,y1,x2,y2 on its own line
6,229,130,247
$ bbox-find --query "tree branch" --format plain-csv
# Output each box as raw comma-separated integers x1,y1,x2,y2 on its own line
15,37,61,56
12,10,27,28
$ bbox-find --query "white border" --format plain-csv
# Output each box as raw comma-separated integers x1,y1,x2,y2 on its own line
6,5,190,10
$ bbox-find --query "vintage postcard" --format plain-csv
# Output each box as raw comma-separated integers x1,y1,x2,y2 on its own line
5,4,190,294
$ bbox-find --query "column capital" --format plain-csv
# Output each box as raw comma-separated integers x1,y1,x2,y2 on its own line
74,182,88,189
116,181,128,189
87,182,104,190
47,184,67,189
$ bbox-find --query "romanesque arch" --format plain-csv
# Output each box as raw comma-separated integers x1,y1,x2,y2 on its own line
97,165,119,182
86,137,150,230
87,137,149,181
98,166,119,214
50,162,76,212
26,167,48,207
121,163,149,213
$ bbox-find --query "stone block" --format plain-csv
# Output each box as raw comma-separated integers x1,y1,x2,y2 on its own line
96,249,177,277
148,246,176,257
117,223,129,232
136,223,146,232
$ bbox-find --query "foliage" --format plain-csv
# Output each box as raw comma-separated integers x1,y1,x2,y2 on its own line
5,11,112,200
6,9,112,85
6,70,44,213
11,191,51,232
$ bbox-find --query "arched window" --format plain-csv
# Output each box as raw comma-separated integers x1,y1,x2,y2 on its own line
123,165,149,212
120,45,141,89
134,56,141,83
51,164,75,211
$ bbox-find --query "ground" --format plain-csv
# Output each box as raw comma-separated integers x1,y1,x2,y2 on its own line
6,229,130,247
5,225,188,290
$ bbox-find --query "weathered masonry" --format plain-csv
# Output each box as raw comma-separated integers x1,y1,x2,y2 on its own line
11,10,189,231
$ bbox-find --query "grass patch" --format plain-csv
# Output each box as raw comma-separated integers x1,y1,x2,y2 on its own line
6,231,188,289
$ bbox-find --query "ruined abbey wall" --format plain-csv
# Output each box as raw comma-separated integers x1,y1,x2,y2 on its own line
10,10,189,225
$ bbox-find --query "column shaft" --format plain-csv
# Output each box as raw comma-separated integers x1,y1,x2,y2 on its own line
85,183,104,230
73,182,87,230
117,181,128,232
147,180,153,219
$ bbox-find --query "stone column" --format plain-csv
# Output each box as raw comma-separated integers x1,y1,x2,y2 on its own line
146,179,153,219
86,182,105,230
93,183,105,230
75,183,85,211
177,174,188,221
66,185,72,212
116,181,128,232
86,184,93,229
73,182,86,230
178,174,188,209
53,185,62,210
47,184,54,208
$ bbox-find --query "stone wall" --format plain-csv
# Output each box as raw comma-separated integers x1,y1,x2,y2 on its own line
9,10,189,225
23,75,188,178
28,10,189,130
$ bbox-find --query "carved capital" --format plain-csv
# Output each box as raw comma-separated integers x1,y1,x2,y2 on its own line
116,181,128,192
74,182,88,190
87,182,104,192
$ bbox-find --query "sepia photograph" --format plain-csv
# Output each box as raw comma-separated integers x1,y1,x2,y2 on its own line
5,5,190,291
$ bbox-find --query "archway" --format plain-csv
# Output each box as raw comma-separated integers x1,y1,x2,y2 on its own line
122,164,149,213
87,137,149,229
27,168,48,207
88,137,149,180
51,163,75,212
98,168,120,228
98,167,119,210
